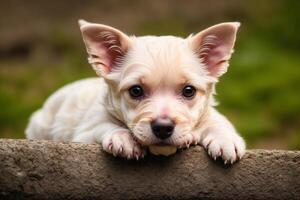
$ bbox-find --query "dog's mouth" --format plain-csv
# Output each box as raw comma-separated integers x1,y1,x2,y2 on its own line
155,142,170,146
134,135,174,147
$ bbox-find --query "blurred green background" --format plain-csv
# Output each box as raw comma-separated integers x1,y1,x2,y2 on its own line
0,0,299,149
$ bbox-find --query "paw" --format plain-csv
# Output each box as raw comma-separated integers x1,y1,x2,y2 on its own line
175,131,201,149
202,133,245,164
102,130,146,160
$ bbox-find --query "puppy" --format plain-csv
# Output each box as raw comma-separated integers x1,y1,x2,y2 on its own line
26,20,245,164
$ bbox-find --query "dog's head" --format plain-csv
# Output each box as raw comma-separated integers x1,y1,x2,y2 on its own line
79,20,239,149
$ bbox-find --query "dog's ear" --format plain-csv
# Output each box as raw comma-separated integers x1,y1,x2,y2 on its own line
79,20,132,76
190,22,240,78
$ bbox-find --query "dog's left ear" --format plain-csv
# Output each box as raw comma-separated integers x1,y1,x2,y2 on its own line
79,20,132,76
190,22,240,78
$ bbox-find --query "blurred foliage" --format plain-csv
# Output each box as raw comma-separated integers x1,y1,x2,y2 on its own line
0,0,299,149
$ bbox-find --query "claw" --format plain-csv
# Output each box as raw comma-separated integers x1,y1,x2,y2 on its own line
213,156,216,161
230,160,234,164
108,143,113,151
135,154,139,160
205,140,212,150
224,160,228,165
118,146,123,154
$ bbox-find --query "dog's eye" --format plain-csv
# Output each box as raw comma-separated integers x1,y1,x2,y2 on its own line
129,85,144,99
182,85,196,99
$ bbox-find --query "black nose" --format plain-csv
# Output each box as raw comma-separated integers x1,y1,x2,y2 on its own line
151,118,175,140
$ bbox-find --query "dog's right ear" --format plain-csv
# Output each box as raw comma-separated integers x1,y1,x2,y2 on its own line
79,20,132,77
189,22,240,78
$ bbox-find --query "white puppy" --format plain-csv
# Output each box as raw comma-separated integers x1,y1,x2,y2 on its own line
26,20,245,163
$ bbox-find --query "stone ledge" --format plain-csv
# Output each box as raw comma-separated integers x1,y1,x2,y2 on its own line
0,139,299,200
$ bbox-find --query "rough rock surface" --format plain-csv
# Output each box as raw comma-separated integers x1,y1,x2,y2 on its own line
0,139,299,200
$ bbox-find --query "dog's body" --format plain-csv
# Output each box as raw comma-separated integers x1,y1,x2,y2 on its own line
26,20,245,163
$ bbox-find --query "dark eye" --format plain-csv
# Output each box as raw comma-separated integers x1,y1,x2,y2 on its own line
182,85,196,99
129,85,144,99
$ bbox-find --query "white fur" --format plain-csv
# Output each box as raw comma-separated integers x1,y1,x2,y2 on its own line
26,20,245,163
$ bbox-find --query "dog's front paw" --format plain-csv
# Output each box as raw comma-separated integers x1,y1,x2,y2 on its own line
202,133,245,164
102,130,145,160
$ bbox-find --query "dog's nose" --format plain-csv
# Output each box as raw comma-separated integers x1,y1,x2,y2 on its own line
151,118,175,140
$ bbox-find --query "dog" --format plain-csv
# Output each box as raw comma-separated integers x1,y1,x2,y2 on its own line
26,20,245,164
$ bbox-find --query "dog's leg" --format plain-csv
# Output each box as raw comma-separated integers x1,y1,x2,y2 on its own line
198,109,246,164
73,123,146,160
